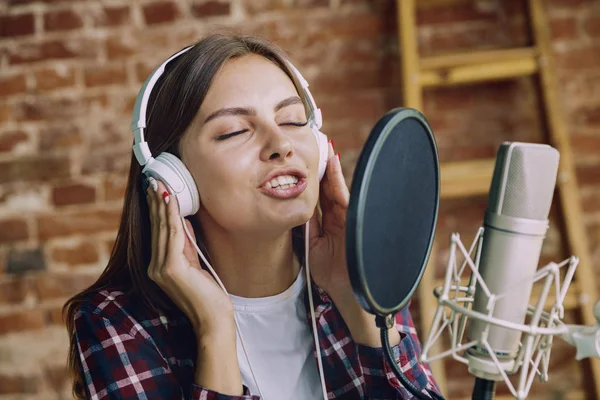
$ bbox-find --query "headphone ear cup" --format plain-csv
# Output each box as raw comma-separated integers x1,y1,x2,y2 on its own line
142,152,200,217
315,129,329,181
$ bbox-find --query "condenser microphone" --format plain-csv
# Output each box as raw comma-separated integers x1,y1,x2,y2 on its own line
466,142,560,382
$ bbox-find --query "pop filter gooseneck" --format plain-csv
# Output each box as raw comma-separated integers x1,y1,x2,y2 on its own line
346,108,442,400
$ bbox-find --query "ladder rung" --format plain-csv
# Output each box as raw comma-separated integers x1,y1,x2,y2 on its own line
420,49,539,87
421,47,538,70
440,159,495,199
416,0,473,9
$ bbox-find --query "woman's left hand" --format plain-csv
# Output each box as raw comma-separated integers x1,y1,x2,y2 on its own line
308,140,401,347
308,141,352,298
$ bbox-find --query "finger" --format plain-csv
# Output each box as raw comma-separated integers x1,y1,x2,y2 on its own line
146,178,159,279
317,142,334,207
319,144,345,219
322,141,349,208
318,144,349,233
154,180,169,272
164,189,187,266
182,219,201,268
308,204,322,241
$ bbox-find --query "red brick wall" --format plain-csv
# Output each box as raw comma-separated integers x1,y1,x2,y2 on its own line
0,0,599,398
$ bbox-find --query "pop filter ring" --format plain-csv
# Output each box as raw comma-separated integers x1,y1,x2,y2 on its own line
346,107,440,316
345,108,443,399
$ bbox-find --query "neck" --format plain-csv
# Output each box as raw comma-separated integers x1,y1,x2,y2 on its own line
194,216,302,298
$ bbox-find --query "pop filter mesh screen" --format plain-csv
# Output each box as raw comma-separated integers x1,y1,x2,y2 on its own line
352,113,439,314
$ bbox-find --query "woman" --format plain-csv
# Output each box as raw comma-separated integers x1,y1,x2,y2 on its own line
64,33,441,399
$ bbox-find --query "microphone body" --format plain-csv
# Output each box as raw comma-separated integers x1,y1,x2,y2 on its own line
466,142,560,380
470,217,547,354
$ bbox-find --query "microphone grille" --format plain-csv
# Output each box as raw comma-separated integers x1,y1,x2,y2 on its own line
488,142,559,220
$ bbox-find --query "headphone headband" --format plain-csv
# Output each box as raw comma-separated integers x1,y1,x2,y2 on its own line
132,46,194,166
284,61,323,131
131,45,322,166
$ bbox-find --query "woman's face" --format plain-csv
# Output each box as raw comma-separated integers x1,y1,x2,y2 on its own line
181,54,321,235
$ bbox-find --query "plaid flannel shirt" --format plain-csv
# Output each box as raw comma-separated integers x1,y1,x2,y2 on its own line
74,285,442,399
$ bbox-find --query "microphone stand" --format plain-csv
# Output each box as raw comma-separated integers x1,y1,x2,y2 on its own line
472,378,496,400
375,315,445,400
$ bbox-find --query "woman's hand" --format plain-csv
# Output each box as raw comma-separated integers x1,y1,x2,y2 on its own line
146,178,243,395
308,141,350,298
145,178,234,337
308,143,401,347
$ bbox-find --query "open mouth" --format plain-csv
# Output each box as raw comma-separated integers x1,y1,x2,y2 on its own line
264,174,300,190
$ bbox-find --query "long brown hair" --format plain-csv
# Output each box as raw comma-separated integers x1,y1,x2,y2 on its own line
63,33,310,399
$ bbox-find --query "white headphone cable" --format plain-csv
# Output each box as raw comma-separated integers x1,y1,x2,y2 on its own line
181,217,265,400
182,217,328,400
305,220,329,400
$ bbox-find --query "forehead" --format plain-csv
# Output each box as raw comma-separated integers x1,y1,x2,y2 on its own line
199,54,299,115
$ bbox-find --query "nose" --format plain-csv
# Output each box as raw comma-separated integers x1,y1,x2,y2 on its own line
259,123,294,163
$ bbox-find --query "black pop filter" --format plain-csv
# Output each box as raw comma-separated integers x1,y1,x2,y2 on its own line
346,108,440,316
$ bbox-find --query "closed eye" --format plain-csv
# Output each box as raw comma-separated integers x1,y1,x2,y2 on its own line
216,122,308,141
216,129,248,141
280,121,308,127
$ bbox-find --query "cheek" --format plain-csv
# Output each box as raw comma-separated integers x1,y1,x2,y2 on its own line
195,159,241,203
191,154,255,222
299,131,321,172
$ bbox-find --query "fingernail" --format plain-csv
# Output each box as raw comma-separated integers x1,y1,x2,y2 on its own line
163,191,170,205
329,139,335,150
337,152,341,161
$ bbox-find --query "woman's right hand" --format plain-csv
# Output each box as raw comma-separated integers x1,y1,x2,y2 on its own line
146,178,243,395
145,178,234,338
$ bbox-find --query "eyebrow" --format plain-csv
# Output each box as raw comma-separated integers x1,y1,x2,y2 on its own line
274,96,303,112
203,96,303,124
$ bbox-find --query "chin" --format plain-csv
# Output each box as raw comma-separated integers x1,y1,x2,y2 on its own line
269,205,314,231
259,191,318,231
285,209,313,228
290,213,312,228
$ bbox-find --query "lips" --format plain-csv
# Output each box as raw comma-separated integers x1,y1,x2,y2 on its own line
259,167,308,200
259,167,307,188
259,178,308,199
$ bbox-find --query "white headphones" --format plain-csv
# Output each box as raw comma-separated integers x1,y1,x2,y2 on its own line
131,45,329,216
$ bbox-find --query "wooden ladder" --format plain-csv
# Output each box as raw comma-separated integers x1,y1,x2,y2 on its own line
397,0,600,398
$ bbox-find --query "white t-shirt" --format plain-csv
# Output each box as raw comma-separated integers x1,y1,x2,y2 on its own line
229,267,323,399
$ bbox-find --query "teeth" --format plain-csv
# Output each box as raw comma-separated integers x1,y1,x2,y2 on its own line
267,174,299,189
